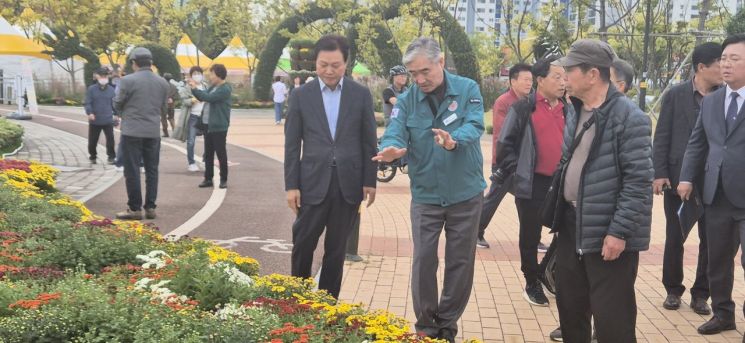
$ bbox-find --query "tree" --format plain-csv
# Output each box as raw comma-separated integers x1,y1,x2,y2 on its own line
232,0,288,84
41,27,100,91
135,0,188,49
726,8,745,34
469,32,503,77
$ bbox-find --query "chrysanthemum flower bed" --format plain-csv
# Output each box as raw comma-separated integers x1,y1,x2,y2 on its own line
0,159,457,343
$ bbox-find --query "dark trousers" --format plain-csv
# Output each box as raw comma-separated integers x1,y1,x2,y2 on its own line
121,135,160,211
291,168,359,298
556,205,639,343
704,187,745,321
161,107,175,135
88,124,115,160
516,174,552,285
346,213,361,255
662,190,709,299
410,195,482,337
204,131,228,182
478,172,515,238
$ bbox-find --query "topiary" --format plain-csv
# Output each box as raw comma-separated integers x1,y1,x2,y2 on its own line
124,43,181,81
726,8,745,35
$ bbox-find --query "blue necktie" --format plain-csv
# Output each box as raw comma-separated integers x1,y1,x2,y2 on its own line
726,92,740,134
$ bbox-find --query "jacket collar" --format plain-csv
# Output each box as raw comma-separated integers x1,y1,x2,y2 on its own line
415,71,461,103
570,83,623,118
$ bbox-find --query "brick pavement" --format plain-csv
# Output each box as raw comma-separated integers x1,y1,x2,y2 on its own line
7,119,121,201
227,109,745,343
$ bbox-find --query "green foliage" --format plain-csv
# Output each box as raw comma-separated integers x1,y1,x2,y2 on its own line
124,43,181,81
253,4,334,101
166,254,254,311
41,26,102,88
24,222,160,274
726,8,745,35
0,118,23,155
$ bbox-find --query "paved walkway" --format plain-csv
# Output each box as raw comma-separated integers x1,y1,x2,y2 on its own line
7,119,120,201
4,105,745,342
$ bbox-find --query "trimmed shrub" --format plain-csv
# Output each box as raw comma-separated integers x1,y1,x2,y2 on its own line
0,119,23,155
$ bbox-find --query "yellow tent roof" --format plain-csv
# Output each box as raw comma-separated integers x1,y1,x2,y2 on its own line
0,35,50,60
176,34,212,69
212,36,256,70
0,16,50,60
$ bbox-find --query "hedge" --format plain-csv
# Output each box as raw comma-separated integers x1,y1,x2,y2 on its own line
0,118,23,155
125,43,182,81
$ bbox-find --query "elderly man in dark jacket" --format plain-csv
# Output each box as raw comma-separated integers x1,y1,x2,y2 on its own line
84,68,117,164
548,39,653,343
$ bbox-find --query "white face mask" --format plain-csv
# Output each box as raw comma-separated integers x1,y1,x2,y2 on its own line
98,78,108,86
192,74,203,83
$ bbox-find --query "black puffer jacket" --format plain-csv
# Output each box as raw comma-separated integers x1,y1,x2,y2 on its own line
556,86,653,254
496,93,571,199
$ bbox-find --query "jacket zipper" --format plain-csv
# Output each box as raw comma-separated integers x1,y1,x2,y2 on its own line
576,110,604,257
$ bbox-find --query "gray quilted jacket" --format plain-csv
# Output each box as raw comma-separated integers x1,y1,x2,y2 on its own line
557,86,653,254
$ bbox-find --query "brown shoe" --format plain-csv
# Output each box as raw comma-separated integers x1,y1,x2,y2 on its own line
116,209,143,220
145,208,156,220
691,298,712,315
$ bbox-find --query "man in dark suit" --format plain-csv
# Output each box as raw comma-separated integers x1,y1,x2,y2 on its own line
679,34,745,336
284,35,378,299
654,42,722,315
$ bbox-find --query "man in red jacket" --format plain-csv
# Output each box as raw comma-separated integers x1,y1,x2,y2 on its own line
477,63,533,248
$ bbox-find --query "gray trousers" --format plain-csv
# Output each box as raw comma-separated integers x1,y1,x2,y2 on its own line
411,194,482,336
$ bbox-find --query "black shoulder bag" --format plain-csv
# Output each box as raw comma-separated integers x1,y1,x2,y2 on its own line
540,113,596,229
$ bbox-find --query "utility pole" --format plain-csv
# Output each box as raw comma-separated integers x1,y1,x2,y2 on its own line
639,0,653,110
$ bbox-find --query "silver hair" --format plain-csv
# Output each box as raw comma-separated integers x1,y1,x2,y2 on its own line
402,37,442,66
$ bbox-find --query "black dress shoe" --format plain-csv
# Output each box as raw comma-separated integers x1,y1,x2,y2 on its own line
663,294,681,310
437,328,455,343
198,180,214,188
697,316,736,335
219,181,227,189
690,298,712,315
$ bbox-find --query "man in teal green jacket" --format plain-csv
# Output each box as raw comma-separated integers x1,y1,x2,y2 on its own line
374,37,486,343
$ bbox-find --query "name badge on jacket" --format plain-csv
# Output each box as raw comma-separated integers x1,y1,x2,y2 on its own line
443,113,458,126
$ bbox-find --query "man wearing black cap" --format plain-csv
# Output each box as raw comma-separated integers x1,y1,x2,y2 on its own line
545,39,653,342
113,47,171,220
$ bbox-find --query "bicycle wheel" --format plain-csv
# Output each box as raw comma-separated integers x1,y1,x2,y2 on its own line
377,163,397,182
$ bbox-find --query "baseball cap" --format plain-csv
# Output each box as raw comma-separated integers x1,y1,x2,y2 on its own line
555,39,616,68
128,47,153,61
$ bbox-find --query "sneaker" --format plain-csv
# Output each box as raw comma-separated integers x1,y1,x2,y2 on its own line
90,157,97,164
523,281,549,306
115,166,124,172
145,208,156,220
187,164,199,172
116,209,143,220
219,181,227,189
549,327,563,341
476,236,490,249
537,270,556,297
107,157,116,165
199,180,214,188
275,121,282,125
537,241,548,253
